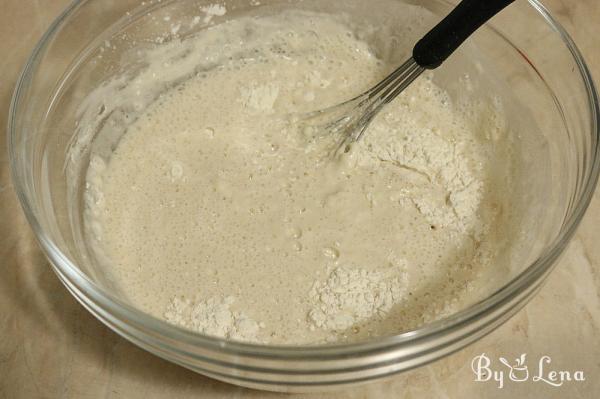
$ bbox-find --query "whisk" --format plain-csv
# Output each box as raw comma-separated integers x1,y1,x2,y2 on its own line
303,0,516,151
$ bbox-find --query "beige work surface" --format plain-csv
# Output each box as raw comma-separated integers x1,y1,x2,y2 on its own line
1,1,599,398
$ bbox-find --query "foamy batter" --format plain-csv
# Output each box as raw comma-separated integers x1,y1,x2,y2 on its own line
83,8,513,344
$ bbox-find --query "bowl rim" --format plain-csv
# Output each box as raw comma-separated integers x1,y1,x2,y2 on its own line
7,0,600,359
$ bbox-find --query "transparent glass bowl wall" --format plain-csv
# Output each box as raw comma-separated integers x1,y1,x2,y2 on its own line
8,0,599,392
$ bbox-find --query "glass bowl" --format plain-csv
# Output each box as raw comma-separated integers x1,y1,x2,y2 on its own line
8,0,599,392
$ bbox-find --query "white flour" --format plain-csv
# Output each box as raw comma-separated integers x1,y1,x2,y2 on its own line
200,4,227,24
353,73,490,235
80,8,515,344
309,266,408,332
165,296,264,342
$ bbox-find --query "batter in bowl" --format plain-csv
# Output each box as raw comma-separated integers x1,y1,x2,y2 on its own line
83,8,515,344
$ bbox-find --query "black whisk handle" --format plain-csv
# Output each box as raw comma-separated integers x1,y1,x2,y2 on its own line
413,0,516,69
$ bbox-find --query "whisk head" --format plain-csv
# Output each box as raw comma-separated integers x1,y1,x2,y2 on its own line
298,58,424,154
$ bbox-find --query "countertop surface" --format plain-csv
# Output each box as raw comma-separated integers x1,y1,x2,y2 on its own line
1,1,599,398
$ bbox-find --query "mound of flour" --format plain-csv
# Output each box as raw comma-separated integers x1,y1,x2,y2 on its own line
164,296,265,342
308,266,408,331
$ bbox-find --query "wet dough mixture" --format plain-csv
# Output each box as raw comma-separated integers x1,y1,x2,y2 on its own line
84,9,513,344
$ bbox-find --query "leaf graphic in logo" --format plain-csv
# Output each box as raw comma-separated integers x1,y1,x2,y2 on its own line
517,353,526,367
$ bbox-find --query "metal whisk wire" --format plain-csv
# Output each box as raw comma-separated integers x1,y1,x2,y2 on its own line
302,58,424,151
299,0,517,153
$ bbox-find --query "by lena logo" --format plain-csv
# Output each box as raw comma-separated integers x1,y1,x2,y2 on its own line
471,353,585,389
